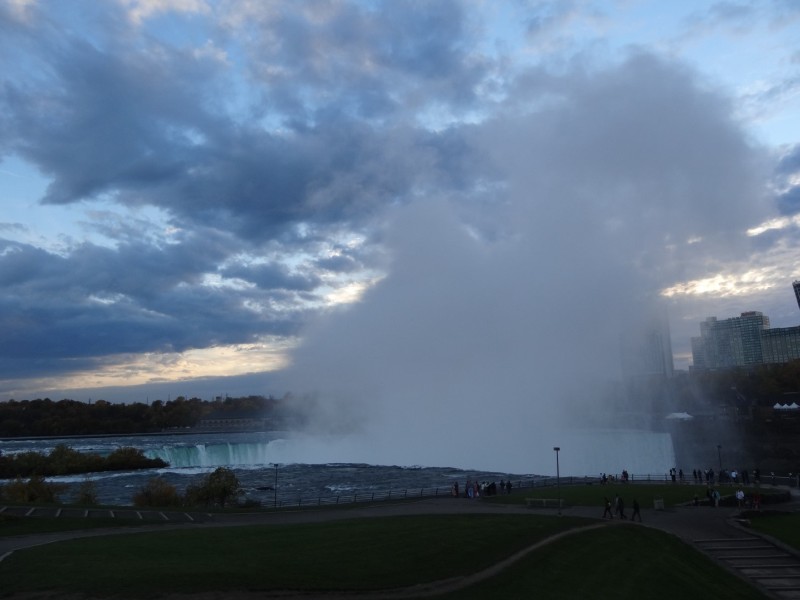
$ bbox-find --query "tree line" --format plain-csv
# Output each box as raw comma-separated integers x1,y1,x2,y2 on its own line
686,360,800,405
0,395,283,438
6,362,800,439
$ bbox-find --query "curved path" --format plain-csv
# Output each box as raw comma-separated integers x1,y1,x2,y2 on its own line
2,492,800,598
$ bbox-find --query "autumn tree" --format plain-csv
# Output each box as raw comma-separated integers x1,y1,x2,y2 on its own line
132,477,182,507
185,467,243,508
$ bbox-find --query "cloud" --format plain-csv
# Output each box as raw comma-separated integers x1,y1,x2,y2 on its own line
220,261,321,292
775,144,800,215
120,0,210,25
0,232,304,380
227,0,488,119
0,0,792,414
777,144,800,176
0,2,487,245
489,52,767,284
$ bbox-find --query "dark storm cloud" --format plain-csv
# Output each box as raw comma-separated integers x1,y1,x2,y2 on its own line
238,0,487,119
1,26,220,207
0,234,303,379
314,254,361,273
0,0,495,389
0,1,486,244
128,122,479,241
221,262,320,292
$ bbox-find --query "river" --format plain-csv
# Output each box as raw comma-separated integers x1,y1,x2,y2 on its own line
0,431,537,506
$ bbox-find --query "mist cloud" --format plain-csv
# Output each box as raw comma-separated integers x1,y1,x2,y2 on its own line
281,52,771,474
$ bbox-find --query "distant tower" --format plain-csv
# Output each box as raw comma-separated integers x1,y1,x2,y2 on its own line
620,306,675,379
794,280,800,311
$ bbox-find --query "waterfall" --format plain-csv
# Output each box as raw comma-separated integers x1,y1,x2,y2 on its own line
553,429,676,476
145,440,284,468
140,429,674,474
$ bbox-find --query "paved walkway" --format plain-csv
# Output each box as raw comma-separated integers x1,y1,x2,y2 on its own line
3,490,800,598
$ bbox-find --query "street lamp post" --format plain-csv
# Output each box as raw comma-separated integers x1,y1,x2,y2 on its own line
717,445,722,474
273,463,279,508
553,447,561,516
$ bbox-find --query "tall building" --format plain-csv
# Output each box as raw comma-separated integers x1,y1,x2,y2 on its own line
691,282,800,371
620,308,675,379
793,280,800,311
761,326,800,364
691,312,770,371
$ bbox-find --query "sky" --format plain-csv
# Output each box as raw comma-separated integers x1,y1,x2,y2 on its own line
1,0,800,407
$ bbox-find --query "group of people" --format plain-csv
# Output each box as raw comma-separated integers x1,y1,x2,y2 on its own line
700,486,762,509
602,494,642,522
451,479,512,498
599,467,763,487
599,470,630,484
691,467,759,485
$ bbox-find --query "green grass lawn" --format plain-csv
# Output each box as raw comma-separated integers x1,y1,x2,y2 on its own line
439,523,766,599
0,514,589,597
0,514,767,599
749,511,800,551
0,483,784,598
0,513,171,537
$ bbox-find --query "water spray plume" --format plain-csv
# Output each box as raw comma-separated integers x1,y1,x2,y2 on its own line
279,53,768,476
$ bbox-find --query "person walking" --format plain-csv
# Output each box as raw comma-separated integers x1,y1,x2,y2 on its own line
615,495,627,519
603,497,613,519
631,499,642,522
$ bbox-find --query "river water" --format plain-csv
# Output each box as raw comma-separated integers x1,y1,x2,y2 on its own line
0,431,539,506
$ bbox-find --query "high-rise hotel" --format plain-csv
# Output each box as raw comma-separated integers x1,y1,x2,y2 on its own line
691,282,800,371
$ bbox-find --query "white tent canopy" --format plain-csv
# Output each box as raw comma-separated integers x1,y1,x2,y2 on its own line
665,412,694,420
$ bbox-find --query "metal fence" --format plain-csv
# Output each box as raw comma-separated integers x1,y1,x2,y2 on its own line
266,475,586,508
264,472,800,509
268,476,554,508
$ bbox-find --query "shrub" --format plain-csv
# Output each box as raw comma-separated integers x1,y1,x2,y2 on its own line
73,478,99,505
49,444,104,475
238,498,262,508
104,447,166,471
133,477,182,507
2,476,66,503
4,451,49,477
185,467,243,508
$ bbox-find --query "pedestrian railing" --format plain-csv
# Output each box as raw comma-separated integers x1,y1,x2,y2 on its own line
264,472,800,509
268,475,599,508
